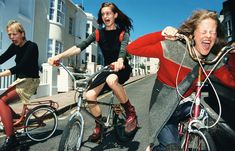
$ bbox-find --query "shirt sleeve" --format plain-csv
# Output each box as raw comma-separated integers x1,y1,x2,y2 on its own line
76,32,96,51
118,32,129,59
0,44,15,64
126,31,165,58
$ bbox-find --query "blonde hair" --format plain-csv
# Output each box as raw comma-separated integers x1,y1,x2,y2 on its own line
178,10,225,53
6,20,26,40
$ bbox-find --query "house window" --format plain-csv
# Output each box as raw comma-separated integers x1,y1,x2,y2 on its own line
92,55,96,62
57,0,65,24
55,40,63,55
85,53,89,62
226,20,232,37
86,23,90,38
47,39,53,58
69,17,74,35
49,0,55,20
49,0,65,25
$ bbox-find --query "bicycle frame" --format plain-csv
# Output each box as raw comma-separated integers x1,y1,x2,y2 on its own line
14,100,58,129
181,66,209,151
176,34,235,151
59,62,125,146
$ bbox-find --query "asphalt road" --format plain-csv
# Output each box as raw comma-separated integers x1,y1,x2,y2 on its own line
1,74,234,151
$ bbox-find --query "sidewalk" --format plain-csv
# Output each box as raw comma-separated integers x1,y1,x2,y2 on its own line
11,74,148,114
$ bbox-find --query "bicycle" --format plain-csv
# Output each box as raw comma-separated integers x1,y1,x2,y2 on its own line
58,63,137,151
174,33,235,151
0,99,58,142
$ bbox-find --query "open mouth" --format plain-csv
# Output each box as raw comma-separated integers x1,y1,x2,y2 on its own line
201,41,211,51
104,19,111,24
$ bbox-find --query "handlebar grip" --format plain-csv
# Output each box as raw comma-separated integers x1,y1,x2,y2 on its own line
54,60,60,66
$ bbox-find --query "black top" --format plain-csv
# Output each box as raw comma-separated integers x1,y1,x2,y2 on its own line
77,28,129,65
0,41,39,78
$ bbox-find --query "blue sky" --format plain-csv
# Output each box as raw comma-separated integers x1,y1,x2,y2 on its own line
72,0,224,40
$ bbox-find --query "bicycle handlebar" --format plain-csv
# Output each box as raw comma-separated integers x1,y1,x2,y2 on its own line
176,33,235,65
59,62,113,84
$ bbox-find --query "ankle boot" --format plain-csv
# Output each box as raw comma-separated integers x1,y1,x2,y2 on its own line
125,106,137,133
0,135,19,151
89,116,102,142
89,124,102,143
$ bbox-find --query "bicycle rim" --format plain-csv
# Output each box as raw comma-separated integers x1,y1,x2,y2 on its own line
59,117,83,151
181,130,217,151
24,106,58,142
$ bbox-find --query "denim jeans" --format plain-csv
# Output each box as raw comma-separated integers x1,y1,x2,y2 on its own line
156,124,180,151
155,101,193,151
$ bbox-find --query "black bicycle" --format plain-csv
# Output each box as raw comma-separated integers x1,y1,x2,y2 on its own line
58,63,137,151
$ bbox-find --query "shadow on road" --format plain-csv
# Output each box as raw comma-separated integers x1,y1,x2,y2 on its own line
81,128,140,151
17,129,63,151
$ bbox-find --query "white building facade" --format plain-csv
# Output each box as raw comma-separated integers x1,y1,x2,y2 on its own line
0,0,100,96
0,0,152,97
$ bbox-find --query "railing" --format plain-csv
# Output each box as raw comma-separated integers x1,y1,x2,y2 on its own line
0,69,16,89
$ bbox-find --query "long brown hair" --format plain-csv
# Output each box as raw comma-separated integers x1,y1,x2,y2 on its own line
178,10,226,53
97,2,133,33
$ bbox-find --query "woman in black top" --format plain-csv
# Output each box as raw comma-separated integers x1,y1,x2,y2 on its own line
48,2,137,142
0,20,40,150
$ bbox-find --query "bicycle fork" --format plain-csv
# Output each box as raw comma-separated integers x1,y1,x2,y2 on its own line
69,95,85,150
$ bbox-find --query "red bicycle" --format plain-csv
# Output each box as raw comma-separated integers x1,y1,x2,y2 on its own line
175,33,235,151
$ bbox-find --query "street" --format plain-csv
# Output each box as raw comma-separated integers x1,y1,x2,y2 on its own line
1,74,234,151
0,74,156,151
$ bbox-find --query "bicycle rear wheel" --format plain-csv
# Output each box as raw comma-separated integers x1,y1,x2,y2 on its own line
181,130,217,151
58,117,83,151
24,105,58,142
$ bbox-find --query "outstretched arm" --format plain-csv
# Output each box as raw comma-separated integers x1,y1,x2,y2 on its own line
48,32,96,66
126,26,180,58
48,46,81,66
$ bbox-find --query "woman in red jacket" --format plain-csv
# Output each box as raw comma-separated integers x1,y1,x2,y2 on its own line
127,10,235,151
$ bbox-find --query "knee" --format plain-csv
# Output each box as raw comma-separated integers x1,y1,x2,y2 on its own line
106,74,119,88
85,90,97,100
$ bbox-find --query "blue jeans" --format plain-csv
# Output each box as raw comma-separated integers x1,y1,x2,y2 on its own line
155,101,193,151
156,124,180,151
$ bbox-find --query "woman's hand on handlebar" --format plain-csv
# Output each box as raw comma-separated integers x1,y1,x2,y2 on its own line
111,58,125,72
48,56,61,66
162,26,179,41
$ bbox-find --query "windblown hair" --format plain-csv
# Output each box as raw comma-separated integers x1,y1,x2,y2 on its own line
97,2,133,33
178,10,226,53
6,20,26,40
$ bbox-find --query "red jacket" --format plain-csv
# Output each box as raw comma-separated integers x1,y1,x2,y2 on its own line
127,31,235,97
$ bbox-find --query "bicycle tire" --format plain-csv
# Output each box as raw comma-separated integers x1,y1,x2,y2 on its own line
180,129,217,151
58,117,83,151
24,105,58,142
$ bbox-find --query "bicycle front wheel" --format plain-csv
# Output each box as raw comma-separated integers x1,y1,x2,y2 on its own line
181,130,217,151
24,105,58,142
58,117,83,151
